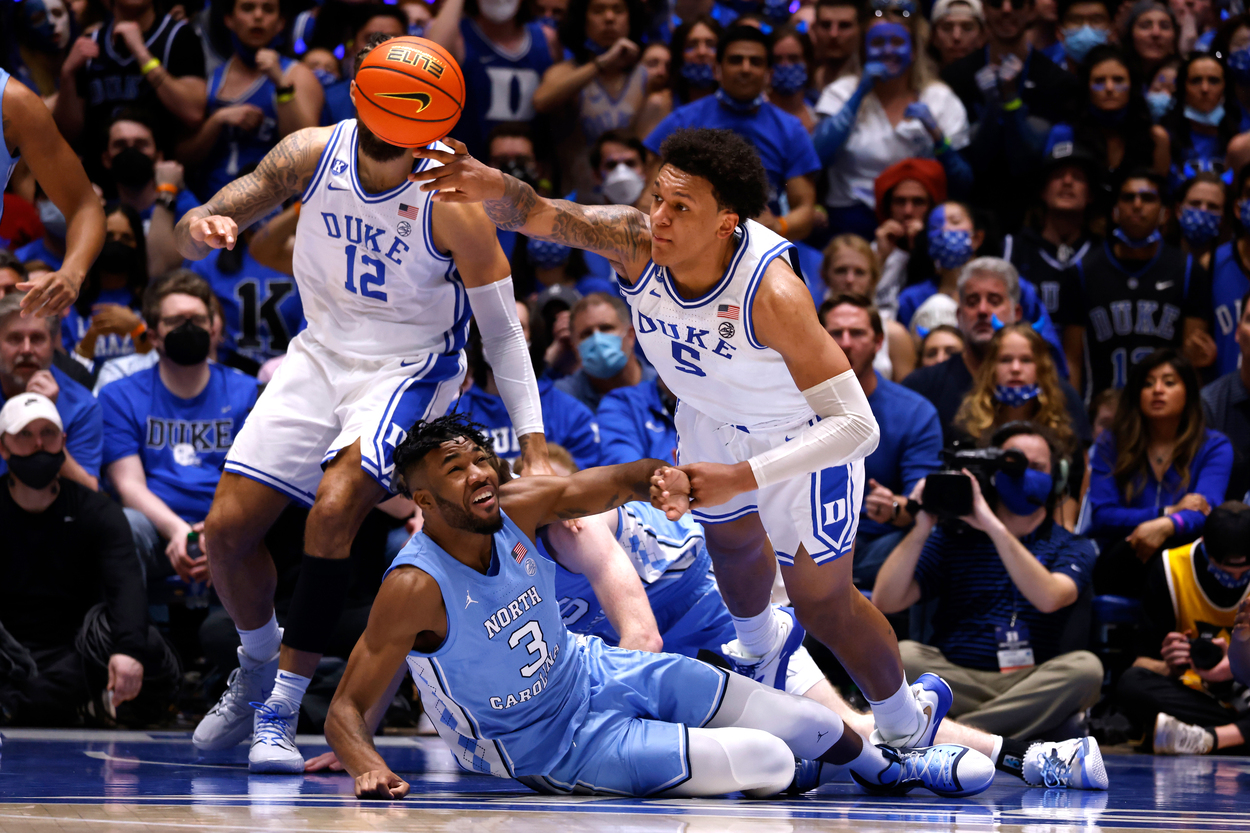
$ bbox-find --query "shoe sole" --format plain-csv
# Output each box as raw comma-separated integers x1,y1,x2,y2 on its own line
248,756,305,774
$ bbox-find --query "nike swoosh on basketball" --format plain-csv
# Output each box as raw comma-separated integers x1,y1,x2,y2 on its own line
1156,281,1174,290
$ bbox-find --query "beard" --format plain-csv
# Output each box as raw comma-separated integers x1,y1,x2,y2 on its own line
435,492,504,535
357,119,409,163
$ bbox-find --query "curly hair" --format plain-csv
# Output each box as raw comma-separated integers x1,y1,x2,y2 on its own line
954,323,1075,455
392,412,492,496
658,128,769,221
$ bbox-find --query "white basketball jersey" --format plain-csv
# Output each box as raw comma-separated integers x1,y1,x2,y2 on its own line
619,219,813,431
293,120,469,360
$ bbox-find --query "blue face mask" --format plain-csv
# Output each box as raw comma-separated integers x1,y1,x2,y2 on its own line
1228,47,1250,87
1178,206,1222,246
865,22,913,79
1146,90,1174,121
1112,227,1162,248
716,88,767,112
1062,25,1109,64
994,468,1053,516
681,61,717,88
408,22,427,38
771,62,808,95
1200,543,1250,588
578,331,629,378
527,237,571,269
927,227,974,270
1185,102,1225,126
311,67,338,87
993,383,1041,407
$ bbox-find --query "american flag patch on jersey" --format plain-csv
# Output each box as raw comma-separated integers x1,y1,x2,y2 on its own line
398,203,419,219
717,304,740,320
512,542,527,563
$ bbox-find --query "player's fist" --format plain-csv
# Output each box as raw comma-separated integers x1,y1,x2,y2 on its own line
255,48,284,83
189,215,239,250
63,35,99,75
356,769,410,800
650,466,691,520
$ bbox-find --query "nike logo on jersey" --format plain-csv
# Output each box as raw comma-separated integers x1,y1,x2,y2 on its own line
400,358,426,367
221,405,231,413
326,182,349,191
1156,281,1174,290
649,289,661,298
644,420,666,433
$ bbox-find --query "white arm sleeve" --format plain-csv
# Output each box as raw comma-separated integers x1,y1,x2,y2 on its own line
747,369,880,490
465,278,544,437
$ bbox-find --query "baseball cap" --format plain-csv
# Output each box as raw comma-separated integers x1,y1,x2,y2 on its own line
1203,503,1250,567
535,283,583,317
932,0,984,23
0,392,62,436
1041,127,1101,184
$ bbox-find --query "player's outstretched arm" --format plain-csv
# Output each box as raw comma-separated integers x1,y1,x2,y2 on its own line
410,138,652,278
175,126,331,260
6,81,105,317
501,458,669,539
325,567,442,799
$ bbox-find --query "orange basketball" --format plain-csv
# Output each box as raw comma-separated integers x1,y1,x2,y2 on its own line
354,36,465,148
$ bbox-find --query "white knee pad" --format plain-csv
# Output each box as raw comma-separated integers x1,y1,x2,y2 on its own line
708,671,845,760
662,728,795,798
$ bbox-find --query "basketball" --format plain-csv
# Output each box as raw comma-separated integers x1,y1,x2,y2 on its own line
354,36,465,148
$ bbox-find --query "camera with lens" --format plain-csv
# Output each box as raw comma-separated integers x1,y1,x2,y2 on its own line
920,446,1029,520
1189,636,1225,671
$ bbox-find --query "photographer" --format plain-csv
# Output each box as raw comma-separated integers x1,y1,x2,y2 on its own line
1116,502,1250,756
873,422,1103,740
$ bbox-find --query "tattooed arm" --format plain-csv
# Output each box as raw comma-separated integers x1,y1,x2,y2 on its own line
409,138,652,279
175,126,332,260
500,458,669,542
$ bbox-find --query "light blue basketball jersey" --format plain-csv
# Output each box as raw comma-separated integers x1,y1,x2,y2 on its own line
551,501,710,642
386,511,589,777
0,69,19,226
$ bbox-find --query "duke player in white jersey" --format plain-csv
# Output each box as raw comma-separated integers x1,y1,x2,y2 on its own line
0,67,104,316
326,413,993,800
411,126,950,753
173,34,550,773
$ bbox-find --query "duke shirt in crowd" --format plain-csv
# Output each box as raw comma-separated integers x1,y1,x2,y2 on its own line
99,363,259,524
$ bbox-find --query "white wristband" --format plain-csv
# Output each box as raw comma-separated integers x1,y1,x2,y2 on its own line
747,369,879,490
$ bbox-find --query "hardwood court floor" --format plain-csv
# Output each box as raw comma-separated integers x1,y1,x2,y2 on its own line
0,729,1247,832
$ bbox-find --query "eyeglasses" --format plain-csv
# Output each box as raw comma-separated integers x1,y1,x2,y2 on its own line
160,314,211,329
1118,190,1161,204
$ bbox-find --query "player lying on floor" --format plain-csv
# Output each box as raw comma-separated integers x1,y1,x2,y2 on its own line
323,413,995,799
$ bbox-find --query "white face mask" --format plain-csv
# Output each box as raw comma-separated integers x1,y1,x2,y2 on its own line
601,162,645,205
47,0,71,50
479,0,521,23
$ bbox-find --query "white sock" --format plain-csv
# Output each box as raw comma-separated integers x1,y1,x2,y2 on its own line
990,734,1004,765
269,670,311,711
845,738,895,785
731,607,781,656
238,613,281,663
867,679,920,742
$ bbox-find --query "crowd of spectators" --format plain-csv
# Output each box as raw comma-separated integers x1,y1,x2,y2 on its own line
3,0,1250,758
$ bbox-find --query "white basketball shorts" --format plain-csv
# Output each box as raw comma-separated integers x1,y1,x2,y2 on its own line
675,403,863,566
224,331,465,505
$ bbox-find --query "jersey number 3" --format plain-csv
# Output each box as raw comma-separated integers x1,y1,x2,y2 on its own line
344,244,388,301
509,621,550,678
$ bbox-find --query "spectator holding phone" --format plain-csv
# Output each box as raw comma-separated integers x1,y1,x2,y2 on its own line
1117,502,1250,755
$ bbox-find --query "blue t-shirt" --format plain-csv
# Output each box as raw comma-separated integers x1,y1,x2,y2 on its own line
644,96,821,215
61,288,139,372
556,364,657,413
596,379,677,466
0,365,103,480
1209,241,1249,377
914,521,1096,670
99,363,259,523
138,190,199,225
860,373,943,541
186,247,306,365
456,379,600,470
